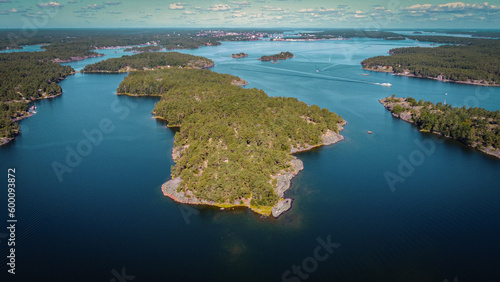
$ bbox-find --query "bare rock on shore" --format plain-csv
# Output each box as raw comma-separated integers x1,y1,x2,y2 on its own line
274,157,304,198
272,198,293,218
162,177,213,205
321,129,344,146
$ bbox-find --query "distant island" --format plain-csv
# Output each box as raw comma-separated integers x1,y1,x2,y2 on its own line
124,45,163,53
380,96,500,159
82,52,214,73
231,52,248,59
361,39,499,86
258,51,294,62
104,54,345,217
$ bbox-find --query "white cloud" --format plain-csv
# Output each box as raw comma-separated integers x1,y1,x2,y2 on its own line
232,11,246,17
183,10,194,15
297,7,339,16
208,4,230,11
403,2,500,12
37,1,63,8
81,4,104,10
169,3,185,10
104,1,121,5
262,5,282,11
232,1,250,6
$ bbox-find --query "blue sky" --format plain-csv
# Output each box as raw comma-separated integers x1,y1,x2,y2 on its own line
0,0,499,28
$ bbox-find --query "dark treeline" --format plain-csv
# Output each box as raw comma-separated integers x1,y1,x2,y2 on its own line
382,96,500,150
124,46,163,52
82,52,214,72
0,52,74,140
117,68,342,207
0,52,74,102
0,102,28,140
361,40,500,85
258,51,293,61
299,30,405,40
1,29,222,57
405,35,494,45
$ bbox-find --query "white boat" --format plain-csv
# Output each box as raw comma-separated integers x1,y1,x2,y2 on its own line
375,82,392,87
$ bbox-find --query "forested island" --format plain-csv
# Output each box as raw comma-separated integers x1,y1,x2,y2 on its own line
110,60,344,216
258,51,294,62
231,52,248,59
124,45,163,53
380,96,500,159
361,39,500,86
82,52,214,73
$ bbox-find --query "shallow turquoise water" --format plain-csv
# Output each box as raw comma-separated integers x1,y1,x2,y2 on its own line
1,38,499,281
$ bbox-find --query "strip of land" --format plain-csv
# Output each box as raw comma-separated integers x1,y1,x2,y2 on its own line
361,40,500,86
380,96,500,159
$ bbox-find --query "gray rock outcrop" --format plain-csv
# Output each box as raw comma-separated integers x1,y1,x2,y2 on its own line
272,198,293,218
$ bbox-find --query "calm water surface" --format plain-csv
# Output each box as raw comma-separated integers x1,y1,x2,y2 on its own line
1,38,499,282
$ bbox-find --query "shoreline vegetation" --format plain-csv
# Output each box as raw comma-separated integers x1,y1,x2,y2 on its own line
85,52,345,217
123,45,163,53
361,39,500,87
82,52,215,73
258,51,294,62
380,96,500,159
0,50,76,146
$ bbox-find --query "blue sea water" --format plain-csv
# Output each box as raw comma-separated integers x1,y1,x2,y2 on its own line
1,38,499,281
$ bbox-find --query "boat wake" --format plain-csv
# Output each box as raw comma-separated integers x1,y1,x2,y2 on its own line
373,83,392,87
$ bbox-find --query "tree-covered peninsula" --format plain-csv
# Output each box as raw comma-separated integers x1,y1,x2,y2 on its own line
116,67,344,216
361,40,500,86
380,96,500,159
0,52,75,145
258,51,294,62
82,52,214,72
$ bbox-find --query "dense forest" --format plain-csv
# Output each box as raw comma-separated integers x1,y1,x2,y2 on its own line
282,30,405,40
258,51,294,61
117,67,342,207
83,52,214,72
0,52,75,142
0,29,222,53
381,96,500,157
361,40,500,85
124,46,163,53
405,35,494,45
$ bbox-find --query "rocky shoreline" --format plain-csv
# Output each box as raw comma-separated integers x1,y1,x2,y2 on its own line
379,98,500,159
161,122,346,218
363,66,498,87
